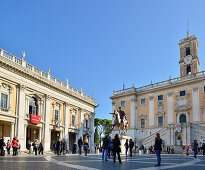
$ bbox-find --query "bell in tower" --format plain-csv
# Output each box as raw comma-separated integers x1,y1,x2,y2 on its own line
179,29,200,77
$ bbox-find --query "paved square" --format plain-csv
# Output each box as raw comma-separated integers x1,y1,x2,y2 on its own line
0,154,205,170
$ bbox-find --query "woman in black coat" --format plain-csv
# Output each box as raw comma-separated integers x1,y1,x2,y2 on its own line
113,134,122,164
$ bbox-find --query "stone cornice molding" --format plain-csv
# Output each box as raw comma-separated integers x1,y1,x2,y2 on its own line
138,114,147,119
149,96,154,100
167,92,173,97
0,57,97,107
193,87,199,91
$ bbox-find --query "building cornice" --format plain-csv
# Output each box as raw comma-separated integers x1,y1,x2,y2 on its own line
0,50,98,108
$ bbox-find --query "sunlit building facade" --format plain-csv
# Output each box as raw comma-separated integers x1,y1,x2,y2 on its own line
0,48,98,152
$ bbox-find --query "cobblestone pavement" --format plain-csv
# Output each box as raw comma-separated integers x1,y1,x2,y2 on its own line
0,153,205,170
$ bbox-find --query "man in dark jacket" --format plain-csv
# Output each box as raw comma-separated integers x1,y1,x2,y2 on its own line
102,135,109,161
193,140,198,158
56,140,60,155
129,139,134,157
202,143,205,156
78,137,83,155
154,133,162,166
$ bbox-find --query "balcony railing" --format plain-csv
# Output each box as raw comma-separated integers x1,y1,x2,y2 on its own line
113,71,205,96
0,48,94,101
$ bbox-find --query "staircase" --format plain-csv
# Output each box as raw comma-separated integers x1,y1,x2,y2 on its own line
138,127,168,146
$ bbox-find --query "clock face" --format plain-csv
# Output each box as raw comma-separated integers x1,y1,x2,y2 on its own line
184,55,192,65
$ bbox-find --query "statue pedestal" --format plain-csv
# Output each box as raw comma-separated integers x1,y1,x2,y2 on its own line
119,135,131,155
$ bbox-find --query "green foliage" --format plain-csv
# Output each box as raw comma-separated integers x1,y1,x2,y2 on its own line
94,118,112,148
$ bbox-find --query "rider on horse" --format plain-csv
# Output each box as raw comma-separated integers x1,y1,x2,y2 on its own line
119,107,125,123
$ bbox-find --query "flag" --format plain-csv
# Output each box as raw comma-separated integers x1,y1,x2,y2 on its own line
182,67,183,77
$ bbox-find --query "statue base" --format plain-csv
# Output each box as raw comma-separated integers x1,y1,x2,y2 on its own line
119,135,132,155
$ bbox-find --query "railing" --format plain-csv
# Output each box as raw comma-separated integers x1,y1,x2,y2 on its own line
0,48,94,101
114,71,205,96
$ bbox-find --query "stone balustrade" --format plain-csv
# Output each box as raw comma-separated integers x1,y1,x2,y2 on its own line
113,70,205,96
0,48,94,101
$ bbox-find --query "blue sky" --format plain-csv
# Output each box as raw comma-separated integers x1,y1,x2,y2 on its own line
1,0,205,120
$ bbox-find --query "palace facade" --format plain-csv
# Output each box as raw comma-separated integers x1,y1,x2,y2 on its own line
110,32,205,147
0,48,98,152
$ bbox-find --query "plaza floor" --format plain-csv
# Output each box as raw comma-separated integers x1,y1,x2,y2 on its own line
0,153,205,170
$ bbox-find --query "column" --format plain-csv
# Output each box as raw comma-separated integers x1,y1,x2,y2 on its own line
149,96,154,127
112,102,115,125
90,115,95,153
64,103,69,148
187,124,191,145
44,95,51,151
167,127,171,145
39,128,42,142
10,122,14,141
130,96,137,129
192,87,200,122
170,127,174,145
78,109,83,138
24,125,27,148
167,93,173,124
17,85,26,150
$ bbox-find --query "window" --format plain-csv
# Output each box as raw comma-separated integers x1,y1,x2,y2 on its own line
1,93,8,109
72,115,76,125
141,99,145,104
180,90,186,97
85,120,89,129
186,47,190,56
158,116,163,127
54,110,59,121
158,95,163,101
141,119,145,128
204,86,205,93
187,65,191,75
121,101,125,107
29,97,38,115
180,114,186,123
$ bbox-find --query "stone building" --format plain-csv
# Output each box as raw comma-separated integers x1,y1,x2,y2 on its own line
110,31,205,147
0,48,98,152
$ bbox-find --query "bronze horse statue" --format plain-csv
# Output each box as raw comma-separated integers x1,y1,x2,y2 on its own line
111,110,129,135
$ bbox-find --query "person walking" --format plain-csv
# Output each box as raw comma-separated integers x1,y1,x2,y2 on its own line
56,140,61,155
154,133,162,166
6,140,11,155
84,138,89,156
78,137,83,155
113,134,122,164
27,140,31,154
0,137,5,156
60,140,65,155
38,142,44,155
102,135,109,161
129,139,134,157
12,138,17,156
193,140,198,158
186,145,190,156
202,143,205,156
124,139,129,157
17,140,21,155
33,140,38,156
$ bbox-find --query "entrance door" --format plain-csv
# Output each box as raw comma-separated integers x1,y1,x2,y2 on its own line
69,132,76,151
50,130,60,150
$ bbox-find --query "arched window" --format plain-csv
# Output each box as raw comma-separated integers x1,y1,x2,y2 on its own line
186,47,190,56
180,114,186,123
29,97,38,115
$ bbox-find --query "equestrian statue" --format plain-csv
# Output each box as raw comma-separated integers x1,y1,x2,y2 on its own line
110,107,129,135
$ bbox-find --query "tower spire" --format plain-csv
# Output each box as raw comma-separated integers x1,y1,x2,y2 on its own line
187,18,190,37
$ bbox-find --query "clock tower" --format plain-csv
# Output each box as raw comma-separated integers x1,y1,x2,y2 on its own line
179,30,200,77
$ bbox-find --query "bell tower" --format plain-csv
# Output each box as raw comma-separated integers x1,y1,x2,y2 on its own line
179,30,200,77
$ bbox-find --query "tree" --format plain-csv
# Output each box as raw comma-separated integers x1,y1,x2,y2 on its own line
94,118,112,148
